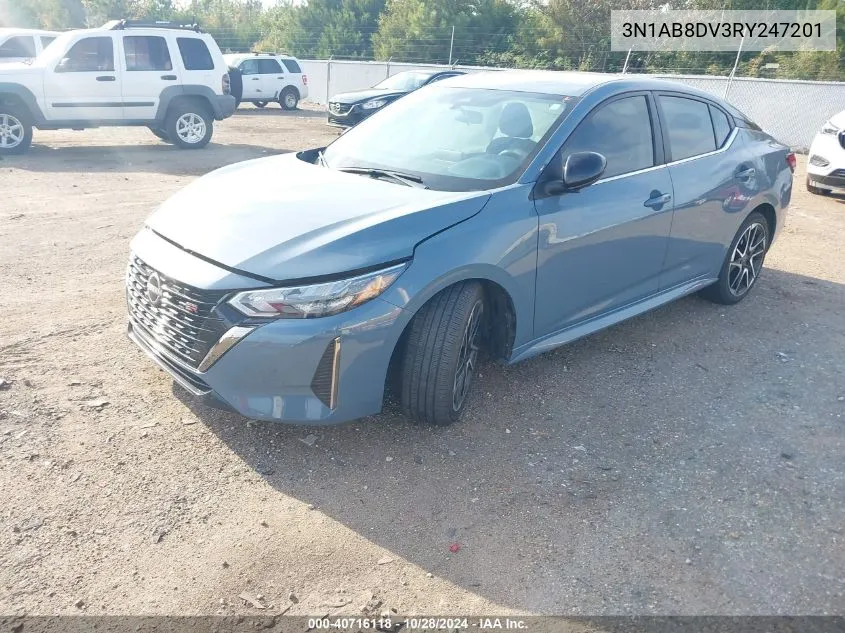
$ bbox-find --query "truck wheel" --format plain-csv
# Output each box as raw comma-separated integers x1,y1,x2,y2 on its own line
165,102,213,149
148,126,172,143
280,87,299,110
0,106,33,155
399,282,486,425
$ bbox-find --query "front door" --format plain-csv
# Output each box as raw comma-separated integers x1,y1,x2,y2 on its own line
44,34,123,120
533,93,674,337
257,58,285,101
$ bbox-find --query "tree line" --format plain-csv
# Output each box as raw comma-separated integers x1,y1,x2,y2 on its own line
2,0,842,80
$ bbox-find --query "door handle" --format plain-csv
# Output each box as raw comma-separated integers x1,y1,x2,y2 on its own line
644,192,672,209
735,166,756,181
96,75,115,82
160,74,177,81
277,76,285,79
251,77,260,81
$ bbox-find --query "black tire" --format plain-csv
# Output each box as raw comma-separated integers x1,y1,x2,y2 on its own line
806,176,830,196
227,66,243,104
148,126,171,143
399,282,486,425
164,102,213,150
700,211,770,305
279,87,299,111
255,101,268,108
0,103,33,155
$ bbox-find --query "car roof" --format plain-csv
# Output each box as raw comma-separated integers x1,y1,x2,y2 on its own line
0,28,61,37
444,69,722,100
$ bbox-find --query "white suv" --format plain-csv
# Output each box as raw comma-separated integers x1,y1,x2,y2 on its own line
0,28,60,65
224,52,308,110
0,20,236,154
807,110,845,196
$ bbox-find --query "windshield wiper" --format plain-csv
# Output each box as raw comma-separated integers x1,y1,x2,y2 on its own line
337,166,427,189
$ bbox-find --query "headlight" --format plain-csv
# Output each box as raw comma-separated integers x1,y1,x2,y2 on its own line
821,121,840,135
228,263,406,318
362,99,387,110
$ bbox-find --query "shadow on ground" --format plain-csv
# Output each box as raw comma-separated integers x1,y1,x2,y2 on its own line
177,267,845,612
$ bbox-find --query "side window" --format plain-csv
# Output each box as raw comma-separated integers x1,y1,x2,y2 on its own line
40,36,56,49
0,36,36,58
562,95,654,179
710,105,732,148
58,37,114,72
281,59,301,73
257,58,282,74
660,95,717,161
177,37,214,71
124,36,172,71
239,59,259,75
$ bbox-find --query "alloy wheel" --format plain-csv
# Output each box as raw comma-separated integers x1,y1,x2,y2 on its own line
452,300,484,412
284,93,297,109
728,222,767,297
0,113,24,149
175,113,206,144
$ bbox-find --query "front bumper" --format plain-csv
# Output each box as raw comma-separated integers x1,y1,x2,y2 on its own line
126,250,409,424
326,104,373,128
807,171,845,193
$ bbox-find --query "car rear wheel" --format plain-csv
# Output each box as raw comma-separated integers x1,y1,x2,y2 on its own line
280,87,299,111
0,106,33,155
700,211,769,305
165,103,213,150
255,101,268,108
399,282,485,425
806,176,830,196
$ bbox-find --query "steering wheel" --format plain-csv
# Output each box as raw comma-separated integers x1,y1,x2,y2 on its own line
497,148,527,161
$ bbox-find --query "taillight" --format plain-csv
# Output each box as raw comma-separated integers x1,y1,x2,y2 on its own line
302,74,308,85
222,72,231,95
786,152,796,173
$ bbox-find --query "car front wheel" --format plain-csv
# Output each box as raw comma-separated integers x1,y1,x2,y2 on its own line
700,211,769,305
399,282,485,425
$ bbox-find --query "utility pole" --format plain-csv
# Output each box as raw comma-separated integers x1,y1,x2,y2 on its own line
622,47,632,73
724,36,745,99
448,25,455,66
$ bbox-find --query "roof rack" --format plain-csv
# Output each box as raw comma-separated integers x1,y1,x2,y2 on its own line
104,19,203,33
250,51,289,57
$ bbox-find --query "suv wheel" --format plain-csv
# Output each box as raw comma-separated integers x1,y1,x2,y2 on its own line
399,282,485,425
0,106,33,155
700,211,769,305
280,87,299,111
165,103,213,149
148,126,172,143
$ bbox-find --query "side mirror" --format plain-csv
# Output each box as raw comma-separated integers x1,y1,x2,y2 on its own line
563,151,607,190
56,57,70,72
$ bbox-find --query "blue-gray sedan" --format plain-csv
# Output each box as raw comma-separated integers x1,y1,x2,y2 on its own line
126,70,794,425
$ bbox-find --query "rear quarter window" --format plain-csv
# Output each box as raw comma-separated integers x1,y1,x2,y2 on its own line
709,105,732,147
177,37,214,71
281,59,301,73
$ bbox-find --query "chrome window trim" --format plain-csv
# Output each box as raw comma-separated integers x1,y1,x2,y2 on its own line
592,127,738,186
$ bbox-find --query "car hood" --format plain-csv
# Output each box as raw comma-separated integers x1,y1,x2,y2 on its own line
146,153,489,282
330,88,405,104
829,110,845,130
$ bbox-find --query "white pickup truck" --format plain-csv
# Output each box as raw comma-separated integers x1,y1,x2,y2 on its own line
0,20,236,154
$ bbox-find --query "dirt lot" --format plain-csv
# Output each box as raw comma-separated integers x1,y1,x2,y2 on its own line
0,104,843,617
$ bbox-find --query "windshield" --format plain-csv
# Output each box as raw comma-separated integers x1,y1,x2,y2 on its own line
373,71,433,91
322,87,577,192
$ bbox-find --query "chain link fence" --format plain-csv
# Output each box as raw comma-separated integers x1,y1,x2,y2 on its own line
299,58,844,150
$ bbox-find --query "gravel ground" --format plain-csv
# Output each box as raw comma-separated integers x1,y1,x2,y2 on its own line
0,103,843,617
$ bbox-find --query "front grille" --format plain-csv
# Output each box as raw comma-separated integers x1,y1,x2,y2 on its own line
126,256,227,369
329,102,352,115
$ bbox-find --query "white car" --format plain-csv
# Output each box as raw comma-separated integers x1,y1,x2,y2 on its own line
0,28,60,64
807,110,845,196
223,52,308,110
0,20,236,154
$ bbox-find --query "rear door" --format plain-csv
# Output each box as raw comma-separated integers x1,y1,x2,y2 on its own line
120,33,178,121
238,58,261,99
533,92,675,337
257,57,285,99
656,93,756,287
44,34,123,120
